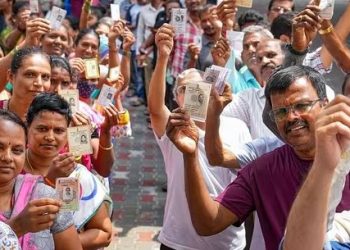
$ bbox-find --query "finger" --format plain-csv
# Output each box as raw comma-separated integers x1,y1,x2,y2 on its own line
36,213,57,225
30,198,61,208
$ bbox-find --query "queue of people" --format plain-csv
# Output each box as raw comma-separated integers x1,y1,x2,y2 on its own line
0,0,349,249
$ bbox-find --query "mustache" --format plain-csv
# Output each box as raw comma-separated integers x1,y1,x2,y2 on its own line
285,119,308,133
261,63,276,72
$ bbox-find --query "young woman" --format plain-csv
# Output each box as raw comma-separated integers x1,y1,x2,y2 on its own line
0,109,82,250
24,93,113,249
1,47,51,121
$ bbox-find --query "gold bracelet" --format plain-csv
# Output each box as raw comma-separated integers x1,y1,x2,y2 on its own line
99,143,114,151
319,25,334,35
117,110,130,125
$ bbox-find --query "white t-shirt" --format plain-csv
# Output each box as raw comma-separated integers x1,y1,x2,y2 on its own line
156,116,251,250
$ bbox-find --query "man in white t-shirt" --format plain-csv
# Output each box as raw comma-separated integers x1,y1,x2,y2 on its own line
149,23,250,249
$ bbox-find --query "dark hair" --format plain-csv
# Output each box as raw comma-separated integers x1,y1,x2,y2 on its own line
265,65,327,106
268,0,295,11
0,109,27,139
198,4,214,18
270,11,295,39
74,28,99,46
238,10,264,30
165,0,182,8
11,47,51,74
65,15,79,31
342,74,350,95
50,55,72,80
12,1,29,16
26,93,72,127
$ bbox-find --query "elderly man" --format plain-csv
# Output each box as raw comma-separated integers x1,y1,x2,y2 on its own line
166,65,350,250
148,23,250,250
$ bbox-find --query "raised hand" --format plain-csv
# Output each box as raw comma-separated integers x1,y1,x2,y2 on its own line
155,23,175,57
292,5,322,52
101,104,120,131
122,28,135,52
216,0,237,30
208,84,233,116
211,37,231,67
25,18,51,47
109,20,126,42
71,112,91,127
9,198,62,237
166,108,199,155
188,43,200,61
69,57,85,76
46,153,76,181
314,95,350,172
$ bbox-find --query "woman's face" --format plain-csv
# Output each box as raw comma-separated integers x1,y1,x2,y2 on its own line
41,26,69,56
75,33,99,59
10,54,51,101
28,111,68,158
0,119,26,185
50,67,75,93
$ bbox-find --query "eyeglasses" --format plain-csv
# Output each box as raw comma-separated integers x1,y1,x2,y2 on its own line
270,6,292,13
269,99,321,122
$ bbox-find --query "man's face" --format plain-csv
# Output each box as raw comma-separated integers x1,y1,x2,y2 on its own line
270,77,324,157
267,0,293,23
241,32,264,71
200,11,215,36
257,40,285,84
185,0,202,12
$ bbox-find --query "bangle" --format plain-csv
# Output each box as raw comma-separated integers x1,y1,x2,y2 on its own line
319,25,334,35
44,177,55,188
122,50,131,57
117,110,130,125
99,143,114,151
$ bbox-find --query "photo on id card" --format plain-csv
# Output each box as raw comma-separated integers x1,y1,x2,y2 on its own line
56,177,79,211
58,89,79,114
184,82,212,122
97,84,117,107
84,59,100,79
67,125,93,156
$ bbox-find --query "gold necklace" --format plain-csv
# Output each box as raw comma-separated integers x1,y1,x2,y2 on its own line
26,150,35,174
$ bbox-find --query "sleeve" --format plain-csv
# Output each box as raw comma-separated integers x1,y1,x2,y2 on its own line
215,164,256,225
221,92,250,126
34,182,74,234
302,47,332,75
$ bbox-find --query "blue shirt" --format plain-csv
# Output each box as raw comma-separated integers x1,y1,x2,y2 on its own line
225,51,260,94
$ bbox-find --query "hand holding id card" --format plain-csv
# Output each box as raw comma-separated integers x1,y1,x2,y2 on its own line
47,6,67,30
203,65,230,95
30,0,39,13
56,177,80,211
184,82,212,122
67,125,93,156
84,59,100,79
59,89,79,114
97,84,117,107
170,8,187,35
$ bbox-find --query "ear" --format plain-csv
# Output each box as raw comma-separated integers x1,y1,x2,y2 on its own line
279,34,291,44
7,69,14,84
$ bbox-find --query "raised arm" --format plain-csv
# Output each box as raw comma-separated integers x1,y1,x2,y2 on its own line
0,18,50,90
79,0,91,30
284,95,350,250
120,27,135,85
166,108,239,235
148,24,174,137
205,84,240,169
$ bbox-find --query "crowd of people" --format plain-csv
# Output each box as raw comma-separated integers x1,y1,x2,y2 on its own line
0,0,349,249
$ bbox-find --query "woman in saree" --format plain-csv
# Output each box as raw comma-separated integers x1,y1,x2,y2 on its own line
0,109,82,249
24,92,113,249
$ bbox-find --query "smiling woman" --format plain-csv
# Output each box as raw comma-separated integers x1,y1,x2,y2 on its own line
41,24,70,57
0,47,51,121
